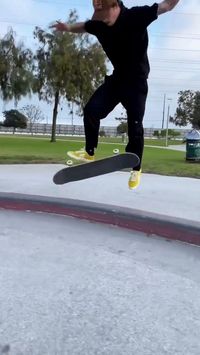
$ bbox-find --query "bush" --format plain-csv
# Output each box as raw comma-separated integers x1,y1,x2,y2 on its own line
99,129,106,137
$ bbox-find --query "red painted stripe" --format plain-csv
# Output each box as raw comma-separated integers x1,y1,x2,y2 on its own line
0,198,200,246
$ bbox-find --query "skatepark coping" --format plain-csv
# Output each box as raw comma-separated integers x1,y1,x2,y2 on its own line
0,192,200,246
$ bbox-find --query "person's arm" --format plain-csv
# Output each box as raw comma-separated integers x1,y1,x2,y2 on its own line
157,0,180,15
50,21,86,33
50,16,104,36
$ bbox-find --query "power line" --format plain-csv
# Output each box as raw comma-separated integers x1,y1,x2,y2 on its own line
150,82,200,87
32,0,88,5
0,19,48,28
31,0,200,15
151,67,200,73
1,23,199,52
151,34,200,41
150,58,200,64
1,30,199,67
173,11,200,16
1,18,200,43
2,18,200,39
150,77,200,82
149,47,200,52
151,31,200,37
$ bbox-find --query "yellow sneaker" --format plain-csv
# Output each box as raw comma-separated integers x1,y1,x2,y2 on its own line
128,169,141,190
67,149,95,162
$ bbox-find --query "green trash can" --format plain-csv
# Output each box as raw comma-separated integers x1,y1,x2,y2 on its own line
186,130,200,162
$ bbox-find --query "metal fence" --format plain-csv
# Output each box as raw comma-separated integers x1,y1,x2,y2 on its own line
0,123,190,139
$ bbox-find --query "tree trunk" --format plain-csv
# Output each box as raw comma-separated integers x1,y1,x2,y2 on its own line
30,122,33,135
51,90,59,143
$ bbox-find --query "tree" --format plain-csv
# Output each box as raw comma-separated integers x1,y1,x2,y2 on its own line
170,90,200,129
33,10,107,143
2,109,27,134
0,29,33,104
117,121,128,134
153,129,181,139
168,129,181,139
68,37,107,115
20,104,45,134
99,129,106,137
33,14,76,142
193,91,200,129
115,110,128,135
153,130,161,138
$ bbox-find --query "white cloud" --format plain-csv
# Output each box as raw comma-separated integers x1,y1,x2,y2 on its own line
0,0,200,128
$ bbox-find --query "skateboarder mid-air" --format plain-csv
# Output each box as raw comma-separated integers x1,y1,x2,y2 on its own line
51,0,180,189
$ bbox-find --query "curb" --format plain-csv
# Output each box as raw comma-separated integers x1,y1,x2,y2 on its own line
0,192,200,246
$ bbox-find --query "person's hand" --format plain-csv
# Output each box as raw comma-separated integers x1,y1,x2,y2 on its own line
49,21,70,32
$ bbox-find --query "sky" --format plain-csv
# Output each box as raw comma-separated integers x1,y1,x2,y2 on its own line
0,0,200,129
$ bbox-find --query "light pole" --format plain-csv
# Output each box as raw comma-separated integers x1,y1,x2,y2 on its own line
165,98,172,147
71,102,74,136
162,93,166,129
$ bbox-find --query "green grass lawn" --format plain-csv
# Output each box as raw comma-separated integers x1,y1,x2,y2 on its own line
0,135,199,178
1,134,183,146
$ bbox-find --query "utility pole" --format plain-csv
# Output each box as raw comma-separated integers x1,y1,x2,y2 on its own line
165,98,172,147
162,93,166,129
71,102,74,136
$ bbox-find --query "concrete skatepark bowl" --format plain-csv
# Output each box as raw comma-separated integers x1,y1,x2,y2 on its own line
0,192,200,355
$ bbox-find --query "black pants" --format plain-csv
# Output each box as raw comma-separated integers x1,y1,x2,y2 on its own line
84,75,148,170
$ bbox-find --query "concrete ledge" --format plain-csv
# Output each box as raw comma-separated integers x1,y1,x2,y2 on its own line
0,192,200,246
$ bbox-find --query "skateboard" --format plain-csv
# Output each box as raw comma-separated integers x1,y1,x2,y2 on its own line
53,152,139,185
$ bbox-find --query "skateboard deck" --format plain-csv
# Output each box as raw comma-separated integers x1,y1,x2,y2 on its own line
53,152,139,185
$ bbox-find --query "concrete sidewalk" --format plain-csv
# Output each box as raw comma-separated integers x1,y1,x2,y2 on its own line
145,144,186,152
0,164,199,223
